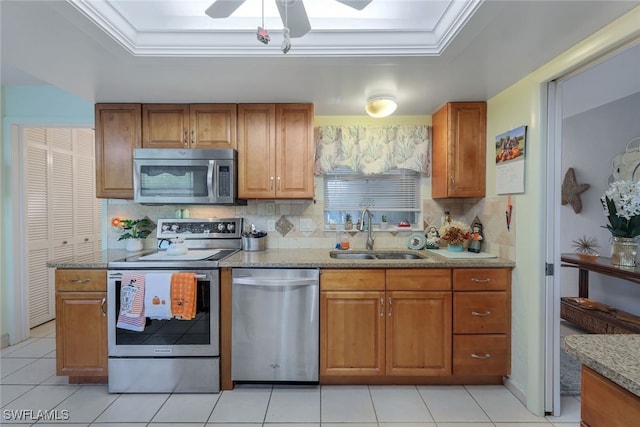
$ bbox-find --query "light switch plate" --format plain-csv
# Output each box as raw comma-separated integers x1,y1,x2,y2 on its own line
300,218,313,232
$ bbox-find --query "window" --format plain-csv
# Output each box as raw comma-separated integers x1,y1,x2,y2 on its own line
323,167,421,229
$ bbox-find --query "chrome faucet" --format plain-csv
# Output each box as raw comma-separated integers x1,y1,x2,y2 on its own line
358,208,375,250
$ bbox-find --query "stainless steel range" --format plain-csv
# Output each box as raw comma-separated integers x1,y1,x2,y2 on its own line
107,217,242,393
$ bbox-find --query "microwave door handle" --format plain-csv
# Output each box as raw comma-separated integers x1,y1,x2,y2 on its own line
207,160,215,201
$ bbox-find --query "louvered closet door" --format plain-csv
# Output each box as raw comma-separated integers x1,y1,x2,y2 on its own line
73,129,98,262
25,129,53,327
24,127,101,328
51,129,74,261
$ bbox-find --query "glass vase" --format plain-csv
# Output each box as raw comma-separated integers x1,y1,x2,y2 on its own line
610,236,638,267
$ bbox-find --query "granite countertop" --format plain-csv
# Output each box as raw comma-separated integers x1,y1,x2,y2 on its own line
47,249,137,269
218,248,515,268
563,334,640,397
48,248,514,269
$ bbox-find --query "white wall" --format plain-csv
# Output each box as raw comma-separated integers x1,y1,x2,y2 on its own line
486,6,640,415
561,93,640,315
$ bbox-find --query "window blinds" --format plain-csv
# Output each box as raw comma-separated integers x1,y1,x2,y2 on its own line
324,167,420,212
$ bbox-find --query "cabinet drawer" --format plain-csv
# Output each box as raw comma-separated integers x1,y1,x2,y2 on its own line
453,335,509,376
55,270,107,292
454,292,508,333
321,269,385,291
386,269,451,291
453,268,509,291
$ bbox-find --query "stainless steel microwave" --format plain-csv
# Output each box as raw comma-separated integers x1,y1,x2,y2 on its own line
133,148,243,205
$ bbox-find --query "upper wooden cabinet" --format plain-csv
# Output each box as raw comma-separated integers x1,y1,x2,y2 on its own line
142,104,237,149
95,103,141,199
238,103,314,199
432,102,487,198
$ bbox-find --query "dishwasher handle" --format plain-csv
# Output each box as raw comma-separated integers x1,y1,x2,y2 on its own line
233,277,318,287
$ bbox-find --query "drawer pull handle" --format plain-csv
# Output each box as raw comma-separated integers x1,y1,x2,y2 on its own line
70,279,91,284
471,278,491,283
380,297,384,317
101,298,107,317
388,296,393,316
471,310,492,317
471,353,491,359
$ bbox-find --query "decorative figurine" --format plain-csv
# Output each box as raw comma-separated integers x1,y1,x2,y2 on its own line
425,225,441,249
257,27,270,44
468,221,484,253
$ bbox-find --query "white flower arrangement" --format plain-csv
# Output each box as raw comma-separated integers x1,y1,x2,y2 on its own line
601,180,640,238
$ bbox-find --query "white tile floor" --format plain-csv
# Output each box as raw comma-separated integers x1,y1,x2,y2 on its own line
0,321,581,427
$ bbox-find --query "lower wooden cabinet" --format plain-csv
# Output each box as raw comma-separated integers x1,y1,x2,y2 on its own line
320,269,452,378
452,268,511,377
581,365,640,426
55,269,108,381
320,267,511,383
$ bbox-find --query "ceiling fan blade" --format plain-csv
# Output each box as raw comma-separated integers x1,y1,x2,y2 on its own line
335,0,372,10
205,0,247,18
276,0,311,38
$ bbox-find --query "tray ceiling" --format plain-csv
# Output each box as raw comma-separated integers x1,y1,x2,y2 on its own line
68,0,480,56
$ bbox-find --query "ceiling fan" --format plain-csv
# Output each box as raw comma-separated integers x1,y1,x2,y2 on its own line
205,0,372,38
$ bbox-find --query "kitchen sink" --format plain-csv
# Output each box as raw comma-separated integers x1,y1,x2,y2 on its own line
329,250,427,260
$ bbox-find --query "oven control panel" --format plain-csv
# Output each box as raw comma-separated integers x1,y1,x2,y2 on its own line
157,218,243,238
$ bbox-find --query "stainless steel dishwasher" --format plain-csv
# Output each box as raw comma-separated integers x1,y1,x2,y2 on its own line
232,268,319,382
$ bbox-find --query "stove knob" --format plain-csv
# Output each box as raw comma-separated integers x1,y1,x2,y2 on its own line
217,223,225,232
171,224,179,232
226,223,235,232
162,224,170,231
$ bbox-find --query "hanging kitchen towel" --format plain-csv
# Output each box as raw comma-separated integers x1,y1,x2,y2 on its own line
143,273,173,320
116,273,146,332
171,273,197,320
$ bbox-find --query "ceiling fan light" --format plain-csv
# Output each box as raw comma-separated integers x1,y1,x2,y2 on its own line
365,97,397,118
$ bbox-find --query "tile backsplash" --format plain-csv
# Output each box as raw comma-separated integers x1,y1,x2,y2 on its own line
107,178,514,260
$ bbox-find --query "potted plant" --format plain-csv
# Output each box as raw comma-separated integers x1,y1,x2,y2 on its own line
112,216,156,251
571,235,599,261
601,179,640,266
380,214,389,230
344,213,353,230
439,220,470,252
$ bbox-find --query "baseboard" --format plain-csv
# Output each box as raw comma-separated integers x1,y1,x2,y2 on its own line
504,376,527,406
1,333,9,350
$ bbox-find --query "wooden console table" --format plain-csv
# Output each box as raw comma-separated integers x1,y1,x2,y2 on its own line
560,253,640,334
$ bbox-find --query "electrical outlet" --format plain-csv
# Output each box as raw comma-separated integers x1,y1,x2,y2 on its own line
300,218,313,232
267,220,276,232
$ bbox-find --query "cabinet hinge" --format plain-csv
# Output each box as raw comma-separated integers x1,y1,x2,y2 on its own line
545,263,554,276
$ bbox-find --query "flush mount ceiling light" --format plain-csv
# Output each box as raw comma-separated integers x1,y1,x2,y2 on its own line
365,96,397,118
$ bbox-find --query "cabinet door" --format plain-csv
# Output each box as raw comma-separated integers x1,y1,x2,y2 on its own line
190,104,237,149
275,104,314,198
55,291,107,376
95,103,141,199
142,104,190,148
238,104,276,198
386,291,452,376
432,102,486,198
320,291,385,376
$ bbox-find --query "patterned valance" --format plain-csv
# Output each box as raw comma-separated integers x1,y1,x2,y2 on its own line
314,125,430,176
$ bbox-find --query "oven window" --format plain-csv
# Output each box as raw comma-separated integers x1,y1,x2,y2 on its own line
139,165,208,197
114,280,211,346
